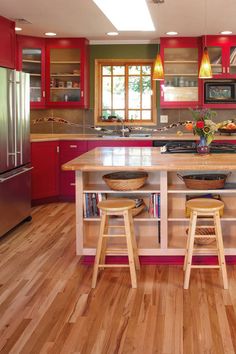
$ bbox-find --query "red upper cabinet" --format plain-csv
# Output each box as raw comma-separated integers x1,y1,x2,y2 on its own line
205,35,236,78
160,37,201,108
16,35,46,109
0,16,15,69
45,38,89,108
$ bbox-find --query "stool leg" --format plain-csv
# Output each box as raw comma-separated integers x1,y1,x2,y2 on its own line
214,211,228,290
129,211,140,270
184,212,192,271
184,211,197,290
124,210,137,288
92,212,107,288
100,215,109,269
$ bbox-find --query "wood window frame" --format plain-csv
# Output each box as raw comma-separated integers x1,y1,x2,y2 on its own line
94,59,157,126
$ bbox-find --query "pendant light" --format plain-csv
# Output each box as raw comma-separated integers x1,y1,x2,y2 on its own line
199,0,212,78
153,50,164,80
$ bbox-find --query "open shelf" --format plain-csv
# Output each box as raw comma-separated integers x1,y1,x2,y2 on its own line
168,183,236,193
83,183,160,193
168,209,236,221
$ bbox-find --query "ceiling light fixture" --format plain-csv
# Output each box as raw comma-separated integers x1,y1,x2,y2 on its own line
93,0,155,31
166,31,178,36
220,31,232,35
45,32,57,36
199,0,212,79
15,27,22,31
107,31,119,36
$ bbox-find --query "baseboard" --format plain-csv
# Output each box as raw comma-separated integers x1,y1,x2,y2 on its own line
81,255,236,266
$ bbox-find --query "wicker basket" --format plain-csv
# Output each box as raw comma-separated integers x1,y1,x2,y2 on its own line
186,227,215,245
177,173,229,190
131,203,145,216
103,171,148,191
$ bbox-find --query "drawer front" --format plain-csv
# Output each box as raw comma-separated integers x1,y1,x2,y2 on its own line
60,141,88,163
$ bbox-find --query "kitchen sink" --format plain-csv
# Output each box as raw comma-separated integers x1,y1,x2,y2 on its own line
97,133,151,138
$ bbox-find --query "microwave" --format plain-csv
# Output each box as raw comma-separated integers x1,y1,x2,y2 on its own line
204,81,236,103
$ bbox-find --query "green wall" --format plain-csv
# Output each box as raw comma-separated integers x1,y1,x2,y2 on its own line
89,44,159,109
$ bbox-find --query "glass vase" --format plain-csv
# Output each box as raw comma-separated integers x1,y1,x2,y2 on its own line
197,136,210,154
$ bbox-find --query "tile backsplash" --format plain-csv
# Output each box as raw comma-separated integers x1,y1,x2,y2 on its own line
30,108,236,135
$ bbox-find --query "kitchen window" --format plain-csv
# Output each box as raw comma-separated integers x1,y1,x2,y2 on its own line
94,59,157,125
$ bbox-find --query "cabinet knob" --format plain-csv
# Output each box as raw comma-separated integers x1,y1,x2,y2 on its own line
70,183,76,186
227,67,230,74
42,90,45,98
222,67,226,74
69,145,77,148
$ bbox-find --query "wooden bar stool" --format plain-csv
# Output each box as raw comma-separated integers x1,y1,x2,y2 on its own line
184,198,228,290
92,199,140,289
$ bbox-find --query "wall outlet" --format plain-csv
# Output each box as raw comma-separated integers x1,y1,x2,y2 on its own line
160,115,168,123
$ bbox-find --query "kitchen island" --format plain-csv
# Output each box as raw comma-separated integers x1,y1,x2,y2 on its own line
62,147,236,257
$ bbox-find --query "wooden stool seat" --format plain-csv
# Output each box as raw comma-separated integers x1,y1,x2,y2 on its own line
92,199,140,289
98,199,135,212
184,198,228,290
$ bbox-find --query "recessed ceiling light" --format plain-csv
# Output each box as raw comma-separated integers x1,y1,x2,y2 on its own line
15,27,22,31
220,31,232,35
166,31,178,36
93,0,155,31
107,31,119,36
45,32,57,36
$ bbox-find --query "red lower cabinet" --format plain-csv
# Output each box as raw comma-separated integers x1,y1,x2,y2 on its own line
31,142,60,201
59,141,88,199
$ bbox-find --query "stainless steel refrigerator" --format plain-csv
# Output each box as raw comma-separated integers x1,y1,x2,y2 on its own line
0,67,32,237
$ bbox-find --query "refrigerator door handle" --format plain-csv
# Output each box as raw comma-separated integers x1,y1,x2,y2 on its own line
16,72,23,164
0,166,33,183
7,71,17,167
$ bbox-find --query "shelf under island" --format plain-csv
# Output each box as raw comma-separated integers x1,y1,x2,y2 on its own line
62,146,236,258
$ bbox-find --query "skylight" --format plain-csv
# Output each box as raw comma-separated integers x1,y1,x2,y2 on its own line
93,0,155,31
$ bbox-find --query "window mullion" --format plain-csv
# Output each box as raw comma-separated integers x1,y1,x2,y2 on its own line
125,64,129,122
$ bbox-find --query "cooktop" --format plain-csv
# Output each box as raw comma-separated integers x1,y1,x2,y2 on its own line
161,142,236,154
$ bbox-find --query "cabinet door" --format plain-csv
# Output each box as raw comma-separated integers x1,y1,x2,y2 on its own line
160,37,200,108
60,141,88,198
45,38,89,108
17,35,46,109
0,16,15,69
31,142,59,200
206,35,236,78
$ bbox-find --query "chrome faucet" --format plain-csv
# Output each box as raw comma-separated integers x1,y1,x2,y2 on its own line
116,118,131,137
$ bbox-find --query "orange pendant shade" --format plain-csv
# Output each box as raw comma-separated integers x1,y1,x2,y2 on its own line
199,47,212,78
153,53,164,80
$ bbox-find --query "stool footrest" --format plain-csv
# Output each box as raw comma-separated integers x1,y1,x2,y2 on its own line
98,264,130,268
190,265,221,269
103,234,126,238
194,235,216,238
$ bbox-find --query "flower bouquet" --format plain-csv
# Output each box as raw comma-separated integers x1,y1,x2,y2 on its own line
189,108,218,146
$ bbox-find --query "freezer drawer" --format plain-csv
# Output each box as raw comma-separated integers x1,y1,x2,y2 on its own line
0,166,32,237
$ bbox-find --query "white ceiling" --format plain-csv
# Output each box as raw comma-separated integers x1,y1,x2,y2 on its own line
0,0,236,43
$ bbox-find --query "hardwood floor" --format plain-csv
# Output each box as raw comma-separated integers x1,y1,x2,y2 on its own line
1,202,236,353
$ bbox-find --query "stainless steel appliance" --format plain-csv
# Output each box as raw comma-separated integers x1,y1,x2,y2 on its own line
156,141,236,153
204,80,236,103
0,67,32,237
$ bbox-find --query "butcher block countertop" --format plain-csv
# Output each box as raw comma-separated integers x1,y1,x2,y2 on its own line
30,133,236,142
62,147,236,172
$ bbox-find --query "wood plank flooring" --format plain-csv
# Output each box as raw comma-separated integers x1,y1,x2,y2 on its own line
1,202,236,353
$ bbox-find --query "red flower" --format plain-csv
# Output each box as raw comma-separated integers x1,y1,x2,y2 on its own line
196,120,205,129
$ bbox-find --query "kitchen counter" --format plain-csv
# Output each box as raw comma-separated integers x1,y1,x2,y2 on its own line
31,133,236,142
62,146,236,171
63,147,236,257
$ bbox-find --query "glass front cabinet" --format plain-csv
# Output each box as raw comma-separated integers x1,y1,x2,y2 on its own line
45,38,89,108
160,37,201,108
17,35,46,109
206,36,236,78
